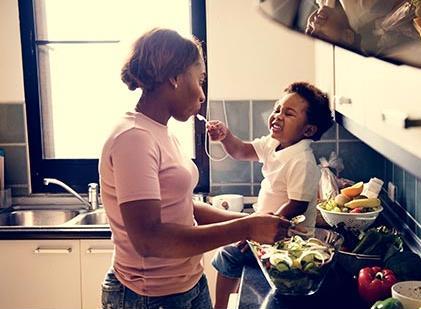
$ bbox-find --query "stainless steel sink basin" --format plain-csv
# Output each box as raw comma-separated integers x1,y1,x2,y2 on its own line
73,211,108,225
0,209,80,226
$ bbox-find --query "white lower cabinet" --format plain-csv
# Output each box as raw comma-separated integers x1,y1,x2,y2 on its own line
80,239,114,309
0,240,81,309
0,239,113,309
0,239,218,309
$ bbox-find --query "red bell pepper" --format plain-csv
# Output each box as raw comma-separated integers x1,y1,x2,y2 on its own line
358,266,397,303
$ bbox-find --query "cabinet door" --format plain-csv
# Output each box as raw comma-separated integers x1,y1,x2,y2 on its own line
361,58,421,160
335,47,421,162
80,239,114,309
314,40,334,105
334,47,372,126
0,240,81,309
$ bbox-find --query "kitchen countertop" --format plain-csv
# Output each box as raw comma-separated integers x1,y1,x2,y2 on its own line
237,261,369,309
0,202,256,240
0,227,111,239
1,197,420,308
236,197,421,309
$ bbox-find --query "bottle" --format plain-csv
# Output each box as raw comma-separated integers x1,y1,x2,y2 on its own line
362,177,384,198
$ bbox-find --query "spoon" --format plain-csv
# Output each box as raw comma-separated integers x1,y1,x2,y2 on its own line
290,214,306,227
196,114,207,123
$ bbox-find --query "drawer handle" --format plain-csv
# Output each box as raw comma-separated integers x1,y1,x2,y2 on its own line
86,248,114,254
381,109,421,129
34,247,72,254
335,96,352,105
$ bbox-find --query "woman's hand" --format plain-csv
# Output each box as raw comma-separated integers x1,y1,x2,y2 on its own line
206,120,228,141
236,240,249,253
245,214,291,244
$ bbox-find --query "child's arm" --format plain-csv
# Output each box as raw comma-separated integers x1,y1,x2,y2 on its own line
207,120,258,161
274,199,309,220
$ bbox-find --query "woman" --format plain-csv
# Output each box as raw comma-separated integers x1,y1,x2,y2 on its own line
99,28,290,309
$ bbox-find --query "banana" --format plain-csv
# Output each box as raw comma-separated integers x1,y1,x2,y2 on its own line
344,198,381,209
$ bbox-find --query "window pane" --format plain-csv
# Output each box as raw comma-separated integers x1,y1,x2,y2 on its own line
35,0,191,40
35,0,194,159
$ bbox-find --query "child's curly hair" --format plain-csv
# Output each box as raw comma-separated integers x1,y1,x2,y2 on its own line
285,82,334,141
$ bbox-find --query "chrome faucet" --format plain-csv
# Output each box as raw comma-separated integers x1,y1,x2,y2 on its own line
43,178,100,211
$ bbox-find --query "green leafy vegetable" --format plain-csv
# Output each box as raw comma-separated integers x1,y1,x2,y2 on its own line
384,251,421,281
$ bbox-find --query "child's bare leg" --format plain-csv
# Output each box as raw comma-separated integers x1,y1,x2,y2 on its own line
214,272,240,309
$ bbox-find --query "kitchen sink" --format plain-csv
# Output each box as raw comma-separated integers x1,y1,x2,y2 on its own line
72,210,109,225
0,209,80,227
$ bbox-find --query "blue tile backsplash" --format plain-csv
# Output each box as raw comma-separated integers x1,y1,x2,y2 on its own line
209,99,370,194
338,141,385,182
0,98,420,239
209,99,421,239
251,100,275,139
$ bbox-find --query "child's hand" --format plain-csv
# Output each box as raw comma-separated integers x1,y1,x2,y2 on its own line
206,120,228,141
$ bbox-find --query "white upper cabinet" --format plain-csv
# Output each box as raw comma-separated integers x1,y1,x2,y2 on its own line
361,57,421,160
334,47,373,126
333,47,421,172
314,40,335,105
0,0,25,103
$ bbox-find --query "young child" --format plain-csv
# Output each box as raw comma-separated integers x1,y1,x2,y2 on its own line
207,82,334,309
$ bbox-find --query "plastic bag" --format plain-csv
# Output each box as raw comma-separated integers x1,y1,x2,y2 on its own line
375,1,416,36
374,1,419,54
318,152,344,201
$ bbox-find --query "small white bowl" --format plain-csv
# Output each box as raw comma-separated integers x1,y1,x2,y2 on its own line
211,194,244,212
316,205,383,230
392,281,421,309
252,203,259,212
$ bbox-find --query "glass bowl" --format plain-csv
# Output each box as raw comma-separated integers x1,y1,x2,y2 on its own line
248,227,343,296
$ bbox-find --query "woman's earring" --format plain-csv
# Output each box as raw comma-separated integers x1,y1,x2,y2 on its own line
174,84,178,89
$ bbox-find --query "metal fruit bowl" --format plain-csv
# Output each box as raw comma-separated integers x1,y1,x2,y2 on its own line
336,250,382,275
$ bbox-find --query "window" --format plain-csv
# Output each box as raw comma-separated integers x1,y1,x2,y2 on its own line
19,0,208,193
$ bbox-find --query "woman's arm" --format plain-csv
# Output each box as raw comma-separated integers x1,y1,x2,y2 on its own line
193,200,247,224
120,199,289,259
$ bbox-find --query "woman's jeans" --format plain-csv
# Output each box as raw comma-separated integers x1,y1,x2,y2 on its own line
101,270,212,309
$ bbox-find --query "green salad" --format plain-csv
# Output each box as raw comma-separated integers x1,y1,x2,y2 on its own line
250,235,335,295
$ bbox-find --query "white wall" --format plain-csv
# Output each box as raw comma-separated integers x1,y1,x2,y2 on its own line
0,0,25,103
206,0,315,100
0,0,316,103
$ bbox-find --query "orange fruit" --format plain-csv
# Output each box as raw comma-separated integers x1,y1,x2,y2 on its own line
340,181,364,198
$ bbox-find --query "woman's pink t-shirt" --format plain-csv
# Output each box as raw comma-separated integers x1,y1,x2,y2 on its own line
99,112,203,296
